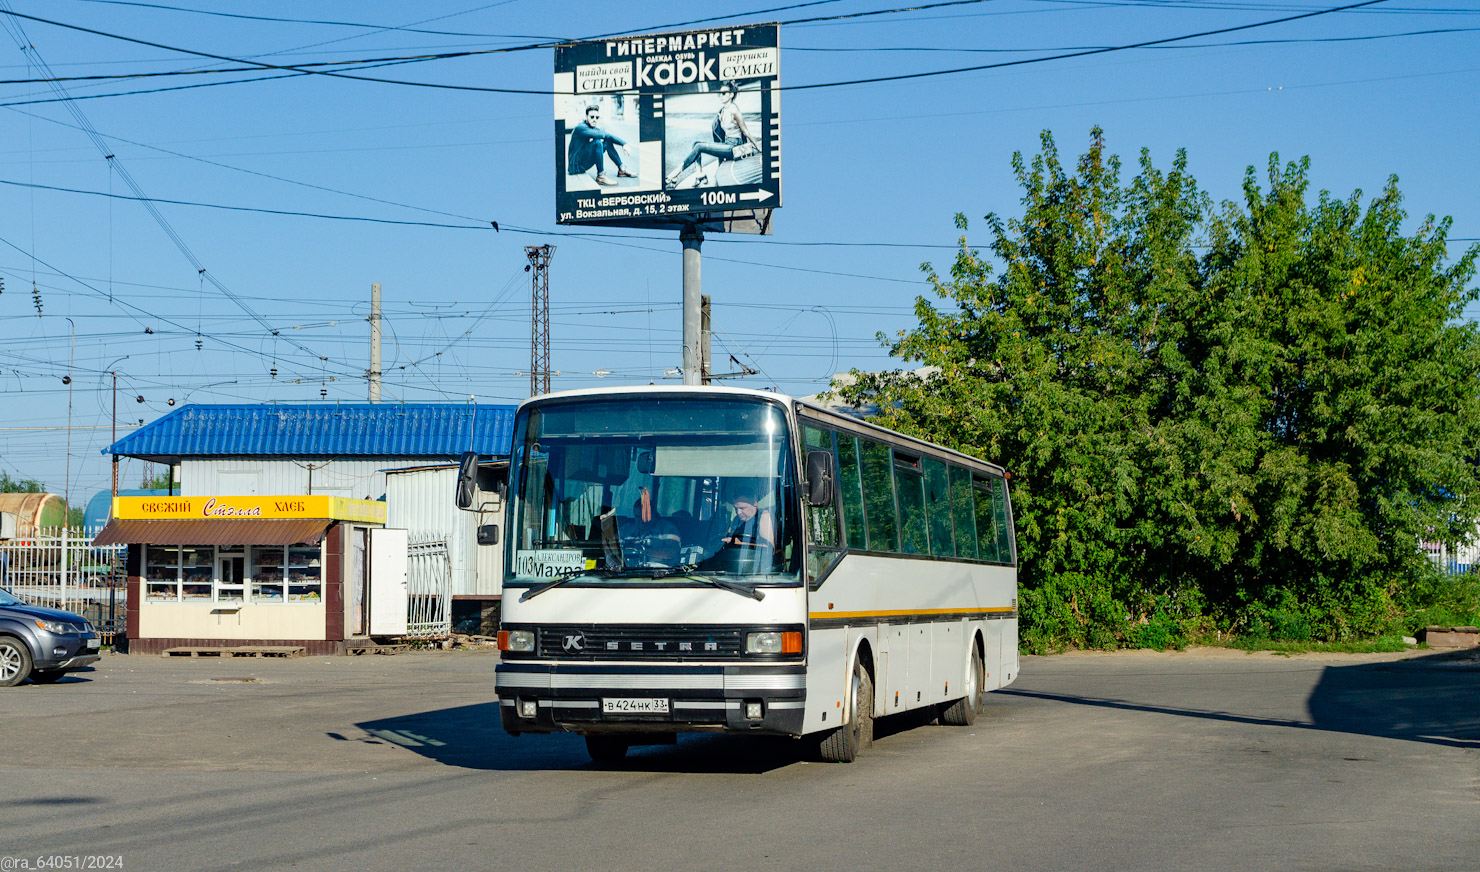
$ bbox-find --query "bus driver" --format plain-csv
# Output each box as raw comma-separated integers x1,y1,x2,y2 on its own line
721,491,774,550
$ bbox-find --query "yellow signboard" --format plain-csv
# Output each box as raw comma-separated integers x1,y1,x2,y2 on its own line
113,495,386,524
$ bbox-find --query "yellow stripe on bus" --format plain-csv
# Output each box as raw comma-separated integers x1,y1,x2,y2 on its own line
808,607,1015,621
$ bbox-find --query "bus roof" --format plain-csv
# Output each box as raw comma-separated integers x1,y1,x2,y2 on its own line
518,385,1008,478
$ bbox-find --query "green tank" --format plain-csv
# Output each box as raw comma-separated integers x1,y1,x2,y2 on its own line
0,492,69,536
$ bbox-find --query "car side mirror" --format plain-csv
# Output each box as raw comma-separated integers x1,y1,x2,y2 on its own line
805,449,836,508
455,451,479,510
477,524,500,546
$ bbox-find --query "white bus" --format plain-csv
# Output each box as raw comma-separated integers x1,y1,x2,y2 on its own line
464,385,1018,763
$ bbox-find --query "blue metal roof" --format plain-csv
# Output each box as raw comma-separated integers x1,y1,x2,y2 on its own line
104,403,518,461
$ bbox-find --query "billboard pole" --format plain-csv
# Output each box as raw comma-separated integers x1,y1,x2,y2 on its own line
681,224,703,386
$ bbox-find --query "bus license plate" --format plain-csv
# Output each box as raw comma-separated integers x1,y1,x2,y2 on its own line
602,697,670,714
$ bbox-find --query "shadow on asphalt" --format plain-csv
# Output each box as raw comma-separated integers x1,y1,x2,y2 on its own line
350,703,826,773
1000,649,1479,750
22,667,96,686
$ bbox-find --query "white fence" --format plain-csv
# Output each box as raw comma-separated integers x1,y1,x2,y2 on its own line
406,536,452,640
1421,540,1480,576
1,526,127,643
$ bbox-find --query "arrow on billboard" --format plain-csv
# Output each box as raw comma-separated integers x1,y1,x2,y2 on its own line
740,189,774,203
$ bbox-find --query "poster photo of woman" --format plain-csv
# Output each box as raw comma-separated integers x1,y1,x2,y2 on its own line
662,81,764,190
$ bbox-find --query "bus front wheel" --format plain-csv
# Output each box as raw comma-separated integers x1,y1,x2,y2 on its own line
820,659,873,763
585,735,629,764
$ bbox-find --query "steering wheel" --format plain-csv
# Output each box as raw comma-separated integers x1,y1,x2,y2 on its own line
724,538,767,550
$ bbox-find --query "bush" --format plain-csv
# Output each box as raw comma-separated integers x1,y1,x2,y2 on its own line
1397,570,1480,634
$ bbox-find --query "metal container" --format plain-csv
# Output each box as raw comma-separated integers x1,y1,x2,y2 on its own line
0,493,68,537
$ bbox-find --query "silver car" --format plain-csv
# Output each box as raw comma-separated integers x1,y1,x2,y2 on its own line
0,587,101,686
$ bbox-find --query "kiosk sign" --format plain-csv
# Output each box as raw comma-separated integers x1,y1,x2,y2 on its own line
553,23,780,231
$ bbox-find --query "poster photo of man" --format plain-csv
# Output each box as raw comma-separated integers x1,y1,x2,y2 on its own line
662,81,764,191
563,94,642,191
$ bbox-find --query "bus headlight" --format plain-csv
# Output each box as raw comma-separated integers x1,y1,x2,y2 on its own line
746,631,802,654
498,630,535,652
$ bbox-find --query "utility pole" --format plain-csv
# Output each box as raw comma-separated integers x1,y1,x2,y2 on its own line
525,245,554,396
65,318,74,525
111,371,118,498
680,225,703,385
701,294,712,385
368,282,383,402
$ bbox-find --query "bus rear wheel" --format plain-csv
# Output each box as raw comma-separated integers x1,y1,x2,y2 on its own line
820,659,873,763
940,644,984,726
585,735,630,764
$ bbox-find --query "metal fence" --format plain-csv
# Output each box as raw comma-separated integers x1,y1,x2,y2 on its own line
406,537,452,640
1,526,128,643
1422,540,1480,576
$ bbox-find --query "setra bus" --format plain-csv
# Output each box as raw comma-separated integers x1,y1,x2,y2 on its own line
459,385,1018,763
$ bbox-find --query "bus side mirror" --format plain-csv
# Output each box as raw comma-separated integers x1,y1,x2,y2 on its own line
477,524,500,546
805,450,836,507
455,451,479,510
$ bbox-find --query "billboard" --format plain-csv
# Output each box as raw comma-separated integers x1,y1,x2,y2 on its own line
553,23,780,232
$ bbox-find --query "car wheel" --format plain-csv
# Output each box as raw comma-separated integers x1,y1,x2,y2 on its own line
29,668,67,684
0,637,33,687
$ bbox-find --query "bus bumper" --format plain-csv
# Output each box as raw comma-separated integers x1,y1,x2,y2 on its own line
495,663,806,737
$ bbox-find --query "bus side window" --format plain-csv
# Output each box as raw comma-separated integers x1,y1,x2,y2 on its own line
860,439,899,553
894,453,928,555
974,475,1001,562
924,458,953,557
802,425,840,550
836,434,867,549
993,477,1015,564
950,465,977,559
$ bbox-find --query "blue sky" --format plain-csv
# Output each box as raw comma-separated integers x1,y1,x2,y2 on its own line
1,0,1477,509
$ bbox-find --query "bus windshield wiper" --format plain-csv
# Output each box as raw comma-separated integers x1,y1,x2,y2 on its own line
518,567,623,603
646,564,766,601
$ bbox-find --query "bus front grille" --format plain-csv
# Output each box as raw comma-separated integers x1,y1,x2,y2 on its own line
535,625,748,661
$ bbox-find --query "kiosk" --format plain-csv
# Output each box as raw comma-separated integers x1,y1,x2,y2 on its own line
95,495,391,655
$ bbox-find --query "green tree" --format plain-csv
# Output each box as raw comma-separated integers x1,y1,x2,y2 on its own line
0,472,46,493
838,129,1480,649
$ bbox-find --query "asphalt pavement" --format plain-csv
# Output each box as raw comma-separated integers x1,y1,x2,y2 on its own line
1,646,1475,872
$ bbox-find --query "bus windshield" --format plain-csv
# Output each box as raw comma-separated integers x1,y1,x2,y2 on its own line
506,396,800,587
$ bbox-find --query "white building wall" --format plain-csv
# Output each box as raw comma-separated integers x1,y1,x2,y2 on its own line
182,458,428,501
385,467,502,598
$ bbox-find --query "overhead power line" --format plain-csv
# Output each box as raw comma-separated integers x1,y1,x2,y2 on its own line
0,0,1393,97
786,0,1392,90
0,177,498,230
63,0,565,40
787,26,1480,52
0,1,348,374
